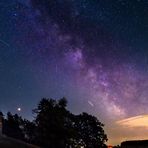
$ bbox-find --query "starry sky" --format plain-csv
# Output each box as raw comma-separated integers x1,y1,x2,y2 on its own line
0,0,148,145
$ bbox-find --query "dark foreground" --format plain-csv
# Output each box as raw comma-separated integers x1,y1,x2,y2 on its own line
0,136,39,148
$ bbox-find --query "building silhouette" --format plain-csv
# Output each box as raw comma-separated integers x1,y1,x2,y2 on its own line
121,140,148,148
0,112,3,135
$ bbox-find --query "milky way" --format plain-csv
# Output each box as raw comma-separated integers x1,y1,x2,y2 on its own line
0,0,148,145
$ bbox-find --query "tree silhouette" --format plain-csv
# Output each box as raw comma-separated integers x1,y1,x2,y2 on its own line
113,145,121,148
72,112,108,148
33,98,71,148
23,119,36,144
33,98,107,148
3,112,24,140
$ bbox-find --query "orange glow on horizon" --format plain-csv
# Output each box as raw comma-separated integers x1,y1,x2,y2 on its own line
107,145,113,148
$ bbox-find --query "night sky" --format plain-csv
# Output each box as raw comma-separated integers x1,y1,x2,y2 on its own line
0,0,148,145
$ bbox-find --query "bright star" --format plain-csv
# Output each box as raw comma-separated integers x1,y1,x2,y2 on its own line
17,107,21,112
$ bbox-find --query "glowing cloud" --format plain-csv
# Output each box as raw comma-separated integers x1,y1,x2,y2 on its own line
117,115,148,128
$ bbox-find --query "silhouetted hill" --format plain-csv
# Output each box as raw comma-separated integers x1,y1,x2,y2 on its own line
0,136,39,148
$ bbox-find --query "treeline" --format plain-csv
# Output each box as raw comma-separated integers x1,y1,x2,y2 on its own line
1,97,108,148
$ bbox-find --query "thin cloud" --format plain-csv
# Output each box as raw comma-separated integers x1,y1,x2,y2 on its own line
117,115,148,128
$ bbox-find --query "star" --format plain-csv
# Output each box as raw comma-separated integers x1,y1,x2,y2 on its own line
17,108,21,112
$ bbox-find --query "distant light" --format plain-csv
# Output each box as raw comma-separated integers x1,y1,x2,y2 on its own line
17,107,21,112
107,145,113,148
